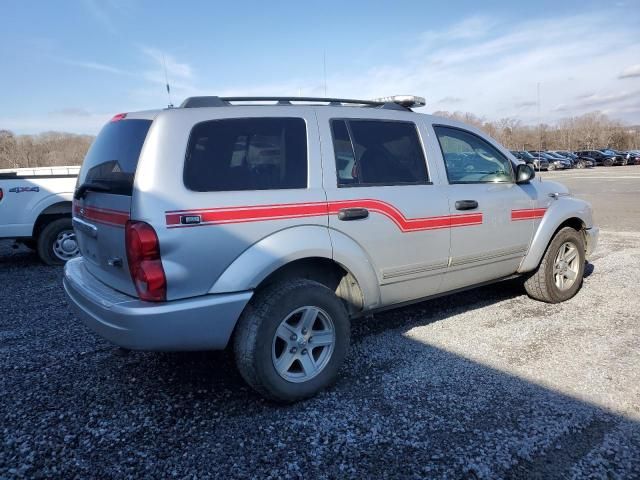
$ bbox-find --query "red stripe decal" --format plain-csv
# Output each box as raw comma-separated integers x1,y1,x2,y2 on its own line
166,199,483,232
511,208,547,221
74,204,130,227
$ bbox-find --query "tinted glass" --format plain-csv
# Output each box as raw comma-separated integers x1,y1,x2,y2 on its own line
331,119,428,187
331,120,357,183
78,119,152,195
184,117,307,192
434,126,514,184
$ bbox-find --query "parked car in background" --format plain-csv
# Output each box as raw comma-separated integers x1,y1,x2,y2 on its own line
529,151,570,171
610,149,631,165
575,150,617,167
510,150,549,170
548,151,594,169
63,94,599,402
544,151,576,168
627,151,640,165
599,149,627,165
0,166,80,265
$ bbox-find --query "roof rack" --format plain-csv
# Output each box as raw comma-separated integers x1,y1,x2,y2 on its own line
179,95,426,111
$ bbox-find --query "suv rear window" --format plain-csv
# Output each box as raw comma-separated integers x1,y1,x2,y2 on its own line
78,119,152,196
184,117,307,192
330,119,428,187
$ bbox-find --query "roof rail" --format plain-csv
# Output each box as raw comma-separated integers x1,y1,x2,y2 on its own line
179,95,426,111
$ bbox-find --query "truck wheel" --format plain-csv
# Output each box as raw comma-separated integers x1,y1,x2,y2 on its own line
524,227,585,303
37,218,79,266
234,279,350,402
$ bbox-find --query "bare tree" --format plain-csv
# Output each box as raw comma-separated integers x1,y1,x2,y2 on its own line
0,131,94,169
431,110,636,151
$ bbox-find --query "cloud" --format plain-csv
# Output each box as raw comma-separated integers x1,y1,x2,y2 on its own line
619,64,640,79
49,108,92,117
437,96,464,104
309,10,640,123
515,101,537,109
140,47,193,81
575,90,640,107
61,59,130,76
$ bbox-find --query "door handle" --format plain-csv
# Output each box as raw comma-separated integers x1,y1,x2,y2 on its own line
338,208,369,221
455,200,478,210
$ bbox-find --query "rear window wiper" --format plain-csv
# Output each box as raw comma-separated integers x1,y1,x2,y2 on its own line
74,180,112,199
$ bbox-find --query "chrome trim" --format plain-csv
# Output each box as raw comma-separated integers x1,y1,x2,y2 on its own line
382,260,448,281
72,216,98,238
449,245,529,268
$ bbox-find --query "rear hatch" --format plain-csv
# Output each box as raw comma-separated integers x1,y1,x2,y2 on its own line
73,114,153,297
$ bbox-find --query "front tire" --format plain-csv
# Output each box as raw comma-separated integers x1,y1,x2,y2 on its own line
524,227,585,303
36,218,79,266
234,279,350,402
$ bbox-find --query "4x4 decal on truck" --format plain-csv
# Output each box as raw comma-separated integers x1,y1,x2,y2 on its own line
9,186,40,193
165,200,484,232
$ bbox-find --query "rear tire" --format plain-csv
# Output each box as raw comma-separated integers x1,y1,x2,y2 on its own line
36,218,79,266
234,279,350,402
524,227,585,303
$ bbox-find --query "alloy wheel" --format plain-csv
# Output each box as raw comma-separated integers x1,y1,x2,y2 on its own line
553,241,580,291
271,306,336,383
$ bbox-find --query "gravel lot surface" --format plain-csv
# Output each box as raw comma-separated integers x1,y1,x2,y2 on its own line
2,167,640,479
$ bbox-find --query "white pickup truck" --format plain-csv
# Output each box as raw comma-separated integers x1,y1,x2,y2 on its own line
0,166,80,265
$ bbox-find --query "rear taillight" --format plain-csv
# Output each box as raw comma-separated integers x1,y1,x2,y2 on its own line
125,221,166,302
0,188,3,201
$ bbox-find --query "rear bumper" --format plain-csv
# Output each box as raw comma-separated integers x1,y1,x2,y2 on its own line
584,226,599,260
63,257,252,351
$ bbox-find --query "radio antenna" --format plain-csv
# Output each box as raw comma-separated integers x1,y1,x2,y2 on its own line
163,54,174,108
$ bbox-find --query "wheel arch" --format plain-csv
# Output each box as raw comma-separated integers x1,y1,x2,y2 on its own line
208,225,378,315
518,198,592,273
32,200,72,238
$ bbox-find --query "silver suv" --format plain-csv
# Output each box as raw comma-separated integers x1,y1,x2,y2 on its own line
64,95,599,402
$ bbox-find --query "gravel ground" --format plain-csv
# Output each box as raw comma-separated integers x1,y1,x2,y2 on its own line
2,171,640,478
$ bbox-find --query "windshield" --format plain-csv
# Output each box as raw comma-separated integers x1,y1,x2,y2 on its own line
78,119,152,196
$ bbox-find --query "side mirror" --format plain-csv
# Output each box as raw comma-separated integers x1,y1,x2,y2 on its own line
516,163,535,184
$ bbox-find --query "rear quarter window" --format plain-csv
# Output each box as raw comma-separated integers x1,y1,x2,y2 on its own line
183,117,307,192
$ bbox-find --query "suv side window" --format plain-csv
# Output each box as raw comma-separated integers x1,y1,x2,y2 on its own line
433,125,514,184
330,119,428,187
184,117,307,192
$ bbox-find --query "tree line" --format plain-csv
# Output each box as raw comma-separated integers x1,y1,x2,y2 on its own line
1,110,639,169
433,111,640,152
0,130,93,170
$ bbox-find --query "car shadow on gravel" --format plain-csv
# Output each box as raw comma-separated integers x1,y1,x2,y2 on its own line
351,277,527,341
